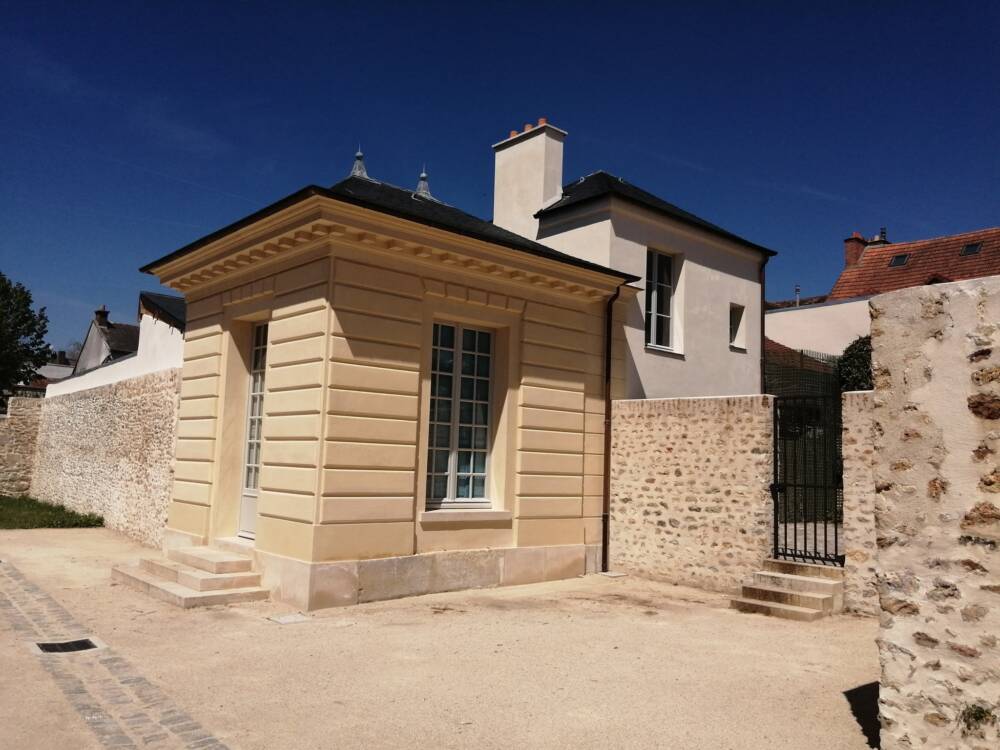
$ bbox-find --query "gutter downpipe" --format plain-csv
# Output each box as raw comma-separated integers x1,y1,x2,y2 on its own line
759,256,770,392
601,283,623,573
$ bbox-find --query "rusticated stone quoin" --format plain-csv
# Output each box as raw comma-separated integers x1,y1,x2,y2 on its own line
872,278,1000,749
30,369,181,547
0,397,42,495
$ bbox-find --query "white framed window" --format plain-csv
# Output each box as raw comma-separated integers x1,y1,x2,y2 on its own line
425,322,492,507
645,250,673,348
729,304,746,349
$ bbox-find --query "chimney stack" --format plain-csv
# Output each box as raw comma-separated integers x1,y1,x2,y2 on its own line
843,231,867,268
492,118,567,239
94,305,110,328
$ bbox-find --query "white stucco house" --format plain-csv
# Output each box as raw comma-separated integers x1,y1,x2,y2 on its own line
47,292,185,397
492,120,776,398
765,226,1000,355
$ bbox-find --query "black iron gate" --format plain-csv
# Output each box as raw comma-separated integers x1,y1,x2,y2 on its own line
771,396,844,566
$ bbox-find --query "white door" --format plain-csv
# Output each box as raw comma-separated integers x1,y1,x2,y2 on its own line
238,323,268,540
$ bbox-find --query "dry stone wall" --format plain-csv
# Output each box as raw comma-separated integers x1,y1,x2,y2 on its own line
0,398,42,495
31,369,181,547
609,396,773,592
872,278,1000,748
842,390,878,615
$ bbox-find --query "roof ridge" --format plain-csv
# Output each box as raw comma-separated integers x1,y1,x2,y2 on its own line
868,226,1000,251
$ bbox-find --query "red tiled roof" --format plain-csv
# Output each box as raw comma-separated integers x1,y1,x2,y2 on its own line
828,227,1000,300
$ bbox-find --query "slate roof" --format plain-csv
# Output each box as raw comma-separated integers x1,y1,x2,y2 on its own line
535,171,777,258
828,227,1000,300
141,176,639,283
139,291,186,331
102,322,140,357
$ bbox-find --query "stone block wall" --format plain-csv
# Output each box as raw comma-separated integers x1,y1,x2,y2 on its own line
609,395,774,592
872,278,1000,748
842,390,878,615
31,369,181,547
0,397,42,495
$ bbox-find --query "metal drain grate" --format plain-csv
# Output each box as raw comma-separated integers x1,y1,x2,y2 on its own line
36,638,98,653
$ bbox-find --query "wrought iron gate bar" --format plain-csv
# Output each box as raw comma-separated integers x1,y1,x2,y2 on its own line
772,395,845,566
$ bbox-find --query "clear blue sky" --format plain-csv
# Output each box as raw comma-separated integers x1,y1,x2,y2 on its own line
2,2,997,348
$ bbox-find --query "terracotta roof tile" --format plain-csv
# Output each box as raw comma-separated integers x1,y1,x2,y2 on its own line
828,227,1000,300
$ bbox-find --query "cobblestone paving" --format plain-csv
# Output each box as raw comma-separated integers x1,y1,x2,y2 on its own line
0,560,228,749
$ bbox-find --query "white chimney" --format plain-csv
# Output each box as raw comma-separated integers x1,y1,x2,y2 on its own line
492,118,566,239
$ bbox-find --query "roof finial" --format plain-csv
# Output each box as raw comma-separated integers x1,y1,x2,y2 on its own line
415,166,432,199
350,147,368,178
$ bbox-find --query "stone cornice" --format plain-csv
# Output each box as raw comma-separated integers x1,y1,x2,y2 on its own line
149,196,623,301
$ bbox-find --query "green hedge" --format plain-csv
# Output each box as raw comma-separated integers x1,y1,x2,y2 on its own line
838,335,872,392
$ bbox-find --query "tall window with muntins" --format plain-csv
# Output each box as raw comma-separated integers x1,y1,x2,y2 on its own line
645,250,673,348
243,323,268,493
426,322,492,507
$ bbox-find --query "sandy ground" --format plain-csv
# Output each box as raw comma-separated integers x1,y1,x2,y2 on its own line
0,528,880,749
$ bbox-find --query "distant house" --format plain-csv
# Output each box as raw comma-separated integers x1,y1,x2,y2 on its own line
73,305,140,375
765,226,1000,354
493,120,776,399
47,292,185,396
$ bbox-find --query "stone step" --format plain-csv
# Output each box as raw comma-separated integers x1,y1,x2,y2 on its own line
211,536,255,556
167,546,252,574
753,570,844,596
729,597,825,622
140,558,261,592
741,583,834,612
112,564,268,609
762,558,845,580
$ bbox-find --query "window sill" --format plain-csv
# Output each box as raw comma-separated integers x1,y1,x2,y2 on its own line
644,344,685,360
419,509,513,524
729,344,748,353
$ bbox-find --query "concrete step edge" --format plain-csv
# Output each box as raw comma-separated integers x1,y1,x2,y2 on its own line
167,546,253,574
741,584,832,610
730,597,825,621
113,564,267,608
753,571,845,591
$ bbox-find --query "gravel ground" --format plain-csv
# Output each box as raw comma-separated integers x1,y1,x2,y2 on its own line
0,528,880,749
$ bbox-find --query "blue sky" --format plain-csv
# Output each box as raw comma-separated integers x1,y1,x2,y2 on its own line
2,1,997,347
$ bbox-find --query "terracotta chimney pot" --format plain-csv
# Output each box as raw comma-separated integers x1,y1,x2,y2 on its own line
537,117,547,126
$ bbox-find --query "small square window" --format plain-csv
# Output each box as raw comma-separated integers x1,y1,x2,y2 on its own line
888,254,909,267
729,304,746,349
961,242,982,256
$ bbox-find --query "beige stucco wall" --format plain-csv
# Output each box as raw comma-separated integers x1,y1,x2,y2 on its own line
608,395,774,592
841,390,877,615
0,398,42,496
765,296,871,356
163,227,614,577
872,277,1000,747
542,198,763,399
30,369,181,546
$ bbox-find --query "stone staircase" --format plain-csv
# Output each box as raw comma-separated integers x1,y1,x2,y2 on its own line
730,558,845,621
112,541,269,609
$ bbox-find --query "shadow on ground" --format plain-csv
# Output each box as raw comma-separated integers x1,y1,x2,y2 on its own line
844,682,880,748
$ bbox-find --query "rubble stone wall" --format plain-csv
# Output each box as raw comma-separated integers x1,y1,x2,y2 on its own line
872,278,1000,748
842,390,878,615
31,369,181,547
0,398,42,496
609,396,774,592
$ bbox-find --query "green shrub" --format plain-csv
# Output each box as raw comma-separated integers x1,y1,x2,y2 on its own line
838,335,872,392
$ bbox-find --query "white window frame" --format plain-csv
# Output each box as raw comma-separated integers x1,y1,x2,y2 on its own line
729,303,747,350
645,250,674,350
425,322,493,509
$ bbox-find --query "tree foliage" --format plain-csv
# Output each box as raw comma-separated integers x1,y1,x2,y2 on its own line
838,335,872,392
0,272,50,393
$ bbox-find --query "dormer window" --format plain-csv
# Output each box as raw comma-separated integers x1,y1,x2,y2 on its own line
961,242,982,256
888,254,909,268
